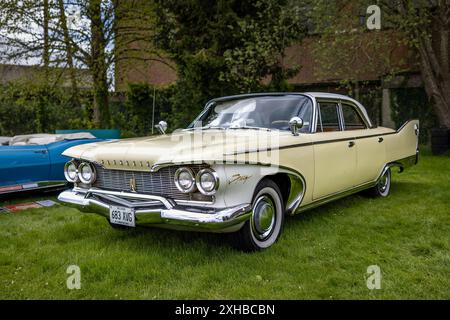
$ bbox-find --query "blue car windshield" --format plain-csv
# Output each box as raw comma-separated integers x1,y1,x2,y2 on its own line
188,95,313,132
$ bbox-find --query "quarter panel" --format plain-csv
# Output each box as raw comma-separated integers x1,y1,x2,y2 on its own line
384,120,419,163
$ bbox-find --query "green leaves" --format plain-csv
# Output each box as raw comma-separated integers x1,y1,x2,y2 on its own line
154,0,307,122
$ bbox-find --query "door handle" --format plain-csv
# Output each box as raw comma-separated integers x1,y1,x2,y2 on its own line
348,141,355,148
378,137,384,143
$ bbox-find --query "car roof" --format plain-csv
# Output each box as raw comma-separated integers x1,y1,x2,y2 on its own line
209,92,358,103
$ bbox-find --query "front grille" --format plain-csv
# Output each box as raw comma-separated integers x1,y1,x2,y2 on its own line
93,164,211,201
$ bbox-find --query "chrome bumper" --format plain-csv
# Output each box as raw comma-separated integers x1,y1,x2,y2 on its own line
58,188,251,233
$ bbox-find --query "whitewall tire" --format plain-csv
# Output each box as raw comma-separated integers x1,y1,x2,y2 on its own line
234,179,284,251
368,167,391,197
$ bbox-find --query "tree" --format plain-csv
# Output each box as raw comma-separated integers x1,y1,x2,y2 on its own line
0,0,160,128
154,0,307,128
311,0,450,129
388,0,450,128
57,0,80,107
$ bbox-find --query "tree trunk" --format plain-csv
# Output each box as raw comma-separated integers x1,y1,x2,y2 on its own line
57,0,81,108
89,0,110,128
417,38,450,128
43,0,50,82
398,0,450,129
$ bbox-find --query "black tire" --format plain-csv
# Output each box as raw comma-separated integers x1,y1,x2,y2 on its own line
233,179,285,251
367,168,391,197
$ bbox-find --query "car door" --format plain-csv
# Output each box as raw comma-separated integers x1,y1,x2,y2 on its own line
0,144,50,187
340,102,386,184
312,101,358,200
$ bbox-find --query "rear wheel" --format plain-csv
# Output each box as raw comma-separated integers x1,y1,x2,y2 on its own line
367,168,391,197
233,179,284,251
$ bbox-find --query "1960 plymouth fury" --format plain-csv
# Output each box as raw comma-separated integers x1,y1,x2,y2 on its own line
58,93,419,250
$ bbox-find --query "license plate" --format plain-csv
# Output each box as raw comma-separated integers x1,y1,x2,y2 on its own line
109,206,135,227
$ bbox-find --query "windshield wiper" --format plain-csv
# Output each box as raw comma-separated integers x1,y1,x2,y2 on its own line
227,126,272,131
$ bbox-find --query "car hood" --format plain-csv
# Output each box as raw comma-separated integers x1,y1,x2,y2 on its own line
62,129,288,170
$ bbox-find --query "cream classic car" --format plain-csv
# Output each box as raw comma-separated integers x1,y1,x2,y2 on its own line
58,93,419,251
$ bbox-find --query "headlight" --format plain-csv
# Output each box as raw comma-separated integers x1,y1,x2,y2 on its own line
78,162,96,184
64,161,79,182
174,167,196,193
196,168,219,195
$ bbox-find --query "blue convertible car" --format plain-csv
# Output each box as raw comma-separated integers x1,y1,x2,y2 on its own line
0,133,103,195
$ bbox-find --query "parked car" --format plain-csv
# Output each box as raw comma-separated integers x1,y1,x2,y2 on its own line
0,133,104,195
58,93,419,250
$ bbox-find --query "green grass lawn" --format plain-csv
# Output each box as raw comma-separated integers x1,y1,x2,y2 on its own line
0,151,449,299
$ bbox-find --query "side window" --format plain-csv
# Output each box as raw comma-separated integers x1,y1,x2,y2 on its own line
341,104,367,130
318,102,341,132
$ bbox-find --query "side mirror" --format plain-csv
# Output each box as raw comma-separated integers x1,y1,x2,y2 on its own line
155,120,168,134
289,117,303,136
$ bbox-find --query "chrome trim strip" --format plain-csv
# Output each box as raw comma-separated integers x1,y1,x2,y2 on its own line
92,193,162,208
174,198,215,206
296,181,375,213
81,187,176,209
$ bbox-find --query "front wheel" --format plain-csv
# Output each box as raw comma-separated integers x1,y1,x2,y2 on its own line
233,179,285,251
368,168,391,197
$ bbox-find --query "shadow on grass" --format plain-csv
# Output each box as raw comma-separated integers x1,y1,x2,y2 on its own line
95,220,237,255
0,188,62,205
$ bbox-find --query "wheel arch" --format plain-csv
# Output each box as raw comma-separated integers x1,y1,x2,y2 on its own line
260,167,306,215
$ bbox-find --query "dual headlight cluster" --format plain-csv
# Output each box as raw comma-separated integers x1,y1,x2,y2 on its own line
174,167,219,196
64,161,96,184
64,161,218,195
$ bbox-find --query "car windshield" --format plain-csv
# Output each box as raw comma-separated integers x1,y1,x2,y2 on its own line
188,95,313,132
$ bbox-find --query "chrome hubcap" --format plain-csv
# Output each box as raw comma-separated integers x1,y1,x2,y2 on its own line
251,195,276,240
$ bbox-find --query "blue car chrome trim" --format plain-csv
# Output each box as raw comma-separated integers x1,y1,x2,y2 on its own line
0,181,67,194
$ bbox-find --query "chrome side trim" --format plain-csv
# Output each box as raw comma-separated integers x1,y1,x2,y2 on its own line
295,181,375,213
174,198,215,206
